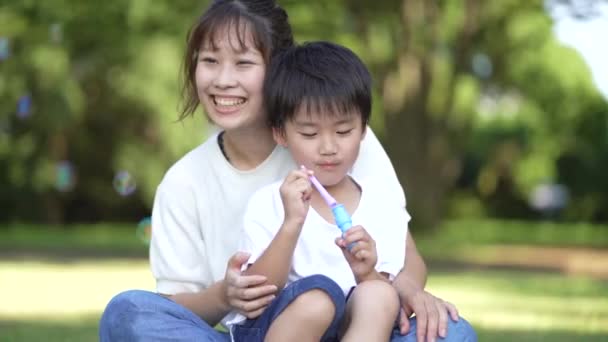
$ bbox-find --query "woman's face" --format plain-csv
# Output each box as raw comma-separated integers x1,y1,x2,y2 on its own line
196,26,266,131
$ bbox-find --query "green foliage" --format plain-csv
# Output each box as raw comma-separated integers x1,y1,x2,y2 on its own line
1,0,608,224
0,1,209,222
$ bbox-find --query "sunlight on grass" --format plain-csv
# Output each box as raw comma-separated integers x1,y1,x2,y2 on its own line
427,270,608,334
0,260,153,318
2,259,607,341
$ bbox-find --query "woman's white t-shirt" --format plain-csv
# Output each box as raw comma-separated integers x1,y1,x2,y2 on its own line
150,127,407,295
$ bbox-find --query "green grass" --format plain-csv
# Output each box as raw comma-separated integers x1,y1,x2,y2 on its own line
0,223,148,256
1,220,607,341
1,260,607,341
2,219,606,256
419,219,608,248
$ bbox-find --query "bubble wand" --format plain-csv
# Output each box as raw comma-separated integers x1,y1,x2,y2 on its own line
303,166,354,249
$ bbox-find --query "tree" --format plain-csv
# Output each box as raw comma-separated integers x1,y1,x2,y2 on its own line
292,0,608,229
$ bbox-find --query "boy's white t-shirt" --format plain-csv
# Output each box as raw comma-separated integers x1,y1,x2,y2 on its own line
149,127,408,317
224,176,409,328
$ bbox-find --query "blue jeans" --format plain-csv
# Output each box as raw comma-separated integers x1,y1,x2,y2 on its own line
100,286,477,341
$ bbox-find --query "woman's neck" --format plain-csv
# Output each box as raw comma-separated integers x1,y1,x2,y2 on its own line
222,126,276,170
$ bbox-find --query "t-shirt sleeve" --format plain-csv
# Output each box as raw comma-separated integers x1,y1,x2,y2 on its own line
150,175,211,295
374,199,410,280
239,185,283,267
351,126,406,208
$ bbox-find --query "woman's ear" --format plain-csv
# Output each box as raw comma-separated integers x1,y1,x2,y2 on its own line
272,127,288,147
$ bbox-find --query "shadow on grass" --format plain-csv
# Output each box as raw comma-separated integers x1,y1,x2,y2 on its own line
2,318,607,342
0,318,99,342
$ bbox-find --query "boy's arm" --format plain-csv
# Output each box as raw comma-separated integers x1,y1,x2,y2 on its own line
243,219,303,289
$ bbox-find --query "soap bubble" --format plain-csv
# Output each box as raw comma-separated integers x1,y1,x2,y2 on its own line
55,160,76,192
17,95,32,119
136,217,152,245
50,23,63,43
113,170,136,196
0,37,9,61
472,53,493,79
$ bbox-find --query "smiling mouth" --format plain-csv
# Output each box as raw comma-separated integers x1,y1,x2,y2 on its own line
212,96,246,107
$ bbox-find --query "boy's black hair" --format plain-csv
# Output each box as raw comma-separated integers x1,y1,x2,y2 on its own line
265,41,372,129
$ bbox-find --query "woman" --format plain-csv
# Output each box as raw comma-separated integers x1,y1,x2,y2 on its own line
99,1,476,341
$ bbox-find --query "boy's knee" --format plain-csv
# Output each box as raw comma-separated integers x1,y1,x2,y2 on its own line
352,280,400,313
289,288,337,325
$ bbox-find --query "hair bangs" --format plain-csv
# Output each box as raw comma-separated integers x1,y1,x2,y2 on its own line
194,6,271,62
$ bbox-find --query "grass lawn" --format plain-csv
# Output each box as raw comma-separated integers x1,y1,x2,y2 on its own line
1,260,607,341
1,220,607,341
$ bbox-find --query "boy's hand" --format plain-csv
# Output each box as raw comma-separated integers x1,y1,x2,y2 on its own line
279,169,313,227
335,225,378,282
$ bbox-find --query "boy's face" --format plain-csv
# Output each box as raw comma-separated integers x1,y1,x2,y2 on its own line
274,106,366,187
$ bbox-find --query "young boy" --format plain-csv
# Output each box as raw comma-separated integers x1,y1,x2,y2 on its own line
226,41,410,342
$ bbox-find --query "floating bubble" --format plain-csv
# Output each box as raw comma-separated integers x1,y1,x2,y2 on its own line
529,183,569,214
50,23,63,43
113,170,136,196
55,160,76,192
17,95,32,119
471,53,493,79
136,217,152,245
0,37,9,61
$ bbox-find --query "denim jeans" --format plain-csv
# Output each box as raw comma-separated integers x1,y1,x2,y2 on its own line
232,274,345,342
100,285,477,341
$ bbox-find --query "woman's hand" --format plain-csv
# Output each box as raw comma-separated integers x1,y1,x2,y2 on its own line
279,169,313,226
222,252,278,319
335,225,378,283
397,280,460,342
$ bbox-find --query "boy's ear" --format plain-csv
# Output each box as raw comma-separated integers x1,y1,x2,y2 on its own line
272,127,288,146
360,124,367,141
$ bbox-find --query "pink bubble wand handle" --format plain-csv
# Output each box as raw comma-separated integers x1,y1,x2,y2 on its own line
308,173,337,208
302,166,354,250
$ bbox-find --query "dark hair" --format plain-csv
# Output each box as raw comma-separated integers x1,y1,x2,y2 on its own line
180,0,294,119
265,41,372,130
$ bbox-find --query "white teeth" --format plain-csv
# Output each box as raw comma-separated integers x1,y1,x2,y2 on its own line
214,97,245,106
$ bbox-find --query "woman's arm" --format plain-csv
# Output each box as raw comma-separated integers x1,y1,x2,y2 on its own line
394,231,427,293
353,127,460,339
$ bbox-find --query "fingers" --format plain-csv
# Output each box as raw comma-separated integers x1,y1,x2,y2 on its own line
281,170,313,200
399,308,411,335
424,296,440,342
341,225,374,245
226,251,251,271
415,300,427,342
231,294,276,318
407,293,456,342
235,283,278,300
348,241,373,260
446,301,460,322
436,299,449,338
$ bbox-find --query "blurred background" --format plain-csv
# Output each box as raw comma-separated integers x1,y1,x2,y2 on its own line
1,0,607,340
